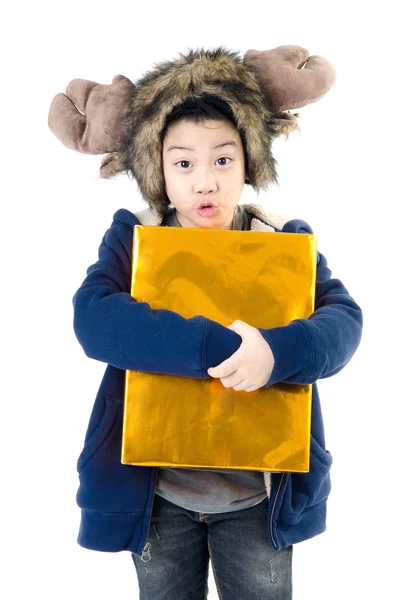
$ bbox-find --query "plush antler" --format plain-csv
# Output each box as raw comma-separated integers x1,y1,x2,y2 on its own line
48,46,336,171
243,45,336,113
48,74,134,154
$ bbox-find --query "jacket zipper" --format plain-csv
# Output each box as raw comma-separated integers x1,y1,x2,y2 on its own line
269,472,284,550
146,468,159,536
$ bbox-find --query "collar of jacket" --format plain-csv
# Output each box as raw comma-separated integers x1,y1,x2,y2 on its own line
133,202,292,233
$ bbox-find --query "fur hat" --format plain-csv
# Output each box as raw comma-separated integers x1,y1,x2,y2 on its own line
48,45,336,219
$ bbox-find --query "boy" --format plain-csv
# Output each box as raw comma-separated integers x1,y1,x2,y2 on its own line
49,47,363,599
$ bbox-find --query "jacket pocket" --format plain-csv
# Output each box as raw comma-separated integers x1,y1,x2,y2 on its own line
77,395,123,473
309,433,333,469
279,433,333,521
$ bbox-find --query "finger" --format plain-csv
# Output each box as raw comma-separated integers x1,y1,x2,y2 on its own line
231,379,247,391
228,319,250,333
219,372,244,388
208,354,242,378
245,384,259,392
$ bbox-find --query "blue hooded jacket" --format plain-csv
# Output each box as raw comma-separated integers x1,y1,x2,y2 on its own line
72,202,363,557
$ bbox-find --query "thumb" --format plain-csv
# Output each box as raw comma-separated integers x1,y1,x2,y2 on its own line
227,320,246,333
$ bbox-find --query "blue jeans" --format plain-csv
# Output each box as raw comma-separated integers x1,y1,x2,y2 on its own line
131,493,293,599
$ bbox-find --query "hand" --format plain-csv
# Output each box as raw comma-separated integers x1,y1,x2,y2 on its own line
207,320,275,392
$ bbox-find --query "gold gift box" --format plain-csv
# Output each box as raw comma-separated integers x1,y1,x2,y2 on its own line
121,225,317,473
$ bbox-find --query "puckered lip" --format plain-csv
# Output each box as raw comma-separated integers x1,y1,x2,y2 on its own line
197,201,217,209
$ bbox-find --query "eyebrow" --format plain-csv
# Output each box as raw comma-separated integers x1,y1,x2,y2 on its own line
166,140,238,153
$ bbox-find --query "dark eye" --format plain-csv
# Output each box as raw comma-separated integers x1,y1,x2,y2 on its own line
216,157,231,166
175,157,232,169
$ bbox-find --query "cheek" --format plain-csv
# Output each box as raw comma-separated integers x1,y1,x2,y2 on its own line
164,166,182,185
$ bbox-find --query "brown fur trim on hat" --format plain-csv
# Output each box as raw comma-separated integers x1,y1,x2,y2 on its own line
100,46,299,219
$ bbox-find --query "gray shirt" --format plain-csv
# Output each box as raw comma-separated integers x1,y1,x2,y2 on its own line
155,204,268,513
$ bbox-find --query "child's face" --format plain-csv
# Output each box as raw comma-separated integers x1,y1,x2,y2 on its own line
162,119,247,230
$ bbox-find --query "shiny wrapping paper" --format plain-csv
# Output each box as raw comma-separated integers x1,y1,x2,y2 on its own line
122,225,317,473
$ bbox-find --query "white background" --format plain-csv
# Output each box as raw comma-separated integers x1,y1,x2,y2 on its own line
2,1,396,598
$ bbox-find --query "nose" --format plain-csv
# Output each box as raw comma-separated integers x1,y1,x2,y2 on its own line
193,171,218,194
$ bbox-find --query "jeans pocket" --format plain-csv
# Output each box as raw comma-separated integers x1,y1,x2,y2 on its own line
77,395,123,473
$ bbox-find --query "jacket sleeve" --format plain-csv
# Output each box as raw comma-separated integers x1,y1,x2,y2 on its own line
258,219,363,387
72,211,242,377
